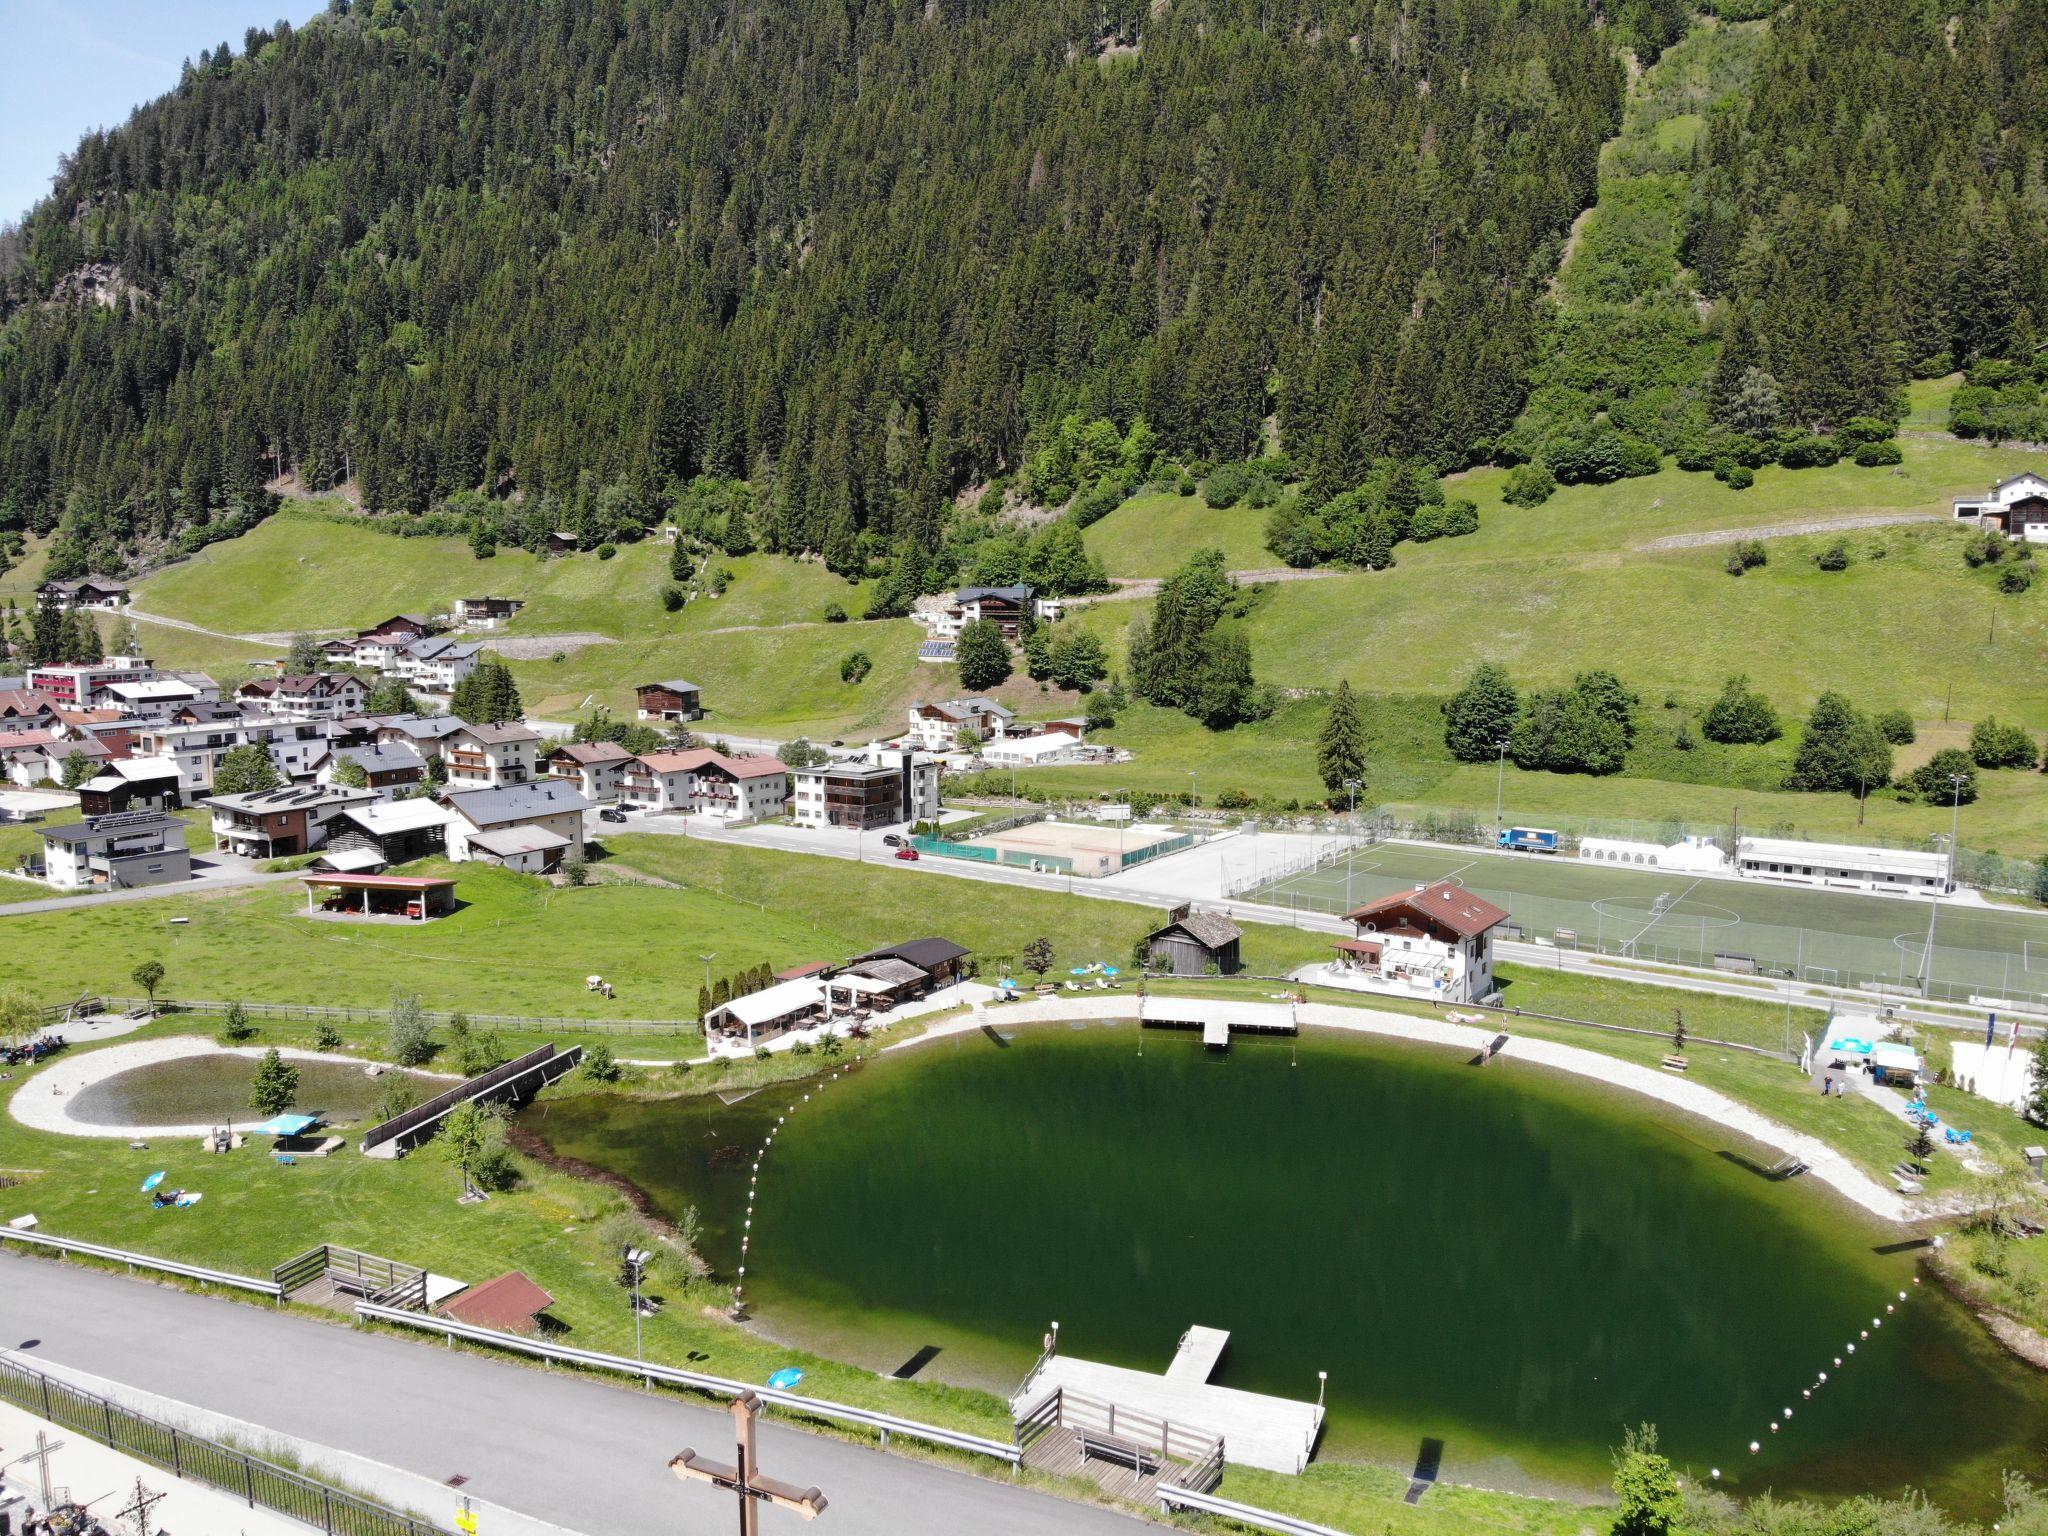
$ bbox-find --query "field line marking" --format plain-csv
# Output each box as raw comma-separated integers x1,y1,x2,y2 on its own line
1622,876,1704,950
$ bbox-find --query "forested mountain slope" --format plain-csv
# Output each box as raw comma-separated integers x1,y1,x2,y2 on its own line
0,0,1640,576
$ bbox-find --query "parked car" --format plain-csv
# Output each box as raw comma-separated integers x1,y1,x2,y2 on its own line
893,847,920,861
881,833,904,848
599,806,629,824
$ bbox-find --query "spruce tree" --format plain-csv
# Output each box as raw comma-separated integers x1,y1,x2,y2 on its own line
249,1046,301,1116
1317,681,1367,796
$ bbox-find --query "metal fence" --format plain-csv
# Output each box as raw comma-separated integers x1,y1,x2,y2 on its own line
1156,1484,1350,1536
79,995,695,1036
0,1351,453,1536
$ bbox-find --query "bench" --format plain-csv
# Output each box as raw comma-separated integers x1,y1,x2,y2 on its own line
1660,1054,1689,1073
1077,1430,1161,1477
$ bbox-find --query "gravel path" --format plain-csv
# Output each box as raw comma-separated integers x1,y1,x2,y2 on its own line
11,1035,449,1140
1636,512,1939,552
480,632,613,659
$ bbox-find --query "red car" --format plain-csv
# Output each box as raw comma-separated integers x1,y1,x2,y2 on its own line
893,847,920,861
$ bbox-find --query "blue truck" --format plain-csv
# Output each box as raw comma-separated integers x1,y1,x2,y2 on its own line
1499,826,1561,854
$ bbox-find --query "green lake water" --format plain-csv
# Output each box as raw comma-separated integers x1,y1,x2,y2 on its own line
68,1055,426,1128
524,1024,2048,1510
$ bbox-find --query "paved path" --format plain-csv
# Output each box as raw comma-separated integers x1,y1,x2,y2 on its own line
0,864,296,917
125,607,287,648
0,1258,1156,1536
1635,511,1939,551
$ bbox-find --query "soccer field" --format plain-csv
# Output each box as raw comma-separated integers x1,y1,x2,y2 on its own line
1252,840,2048,1008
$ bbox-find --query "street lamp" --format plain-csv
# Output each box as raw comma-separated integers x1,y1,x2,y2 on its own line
1188,770,1197,810
623,1246,651,1363
699,952,717,992
1946,771,1967,893
1343,778,1360,819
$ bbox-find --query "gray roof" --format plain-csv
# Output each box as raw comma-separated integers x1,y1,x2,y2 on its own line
405,637,484,662
202,784,377,815
456,721,541,746
957,585,1033,603
924,697,1013,723
319,742,426,776
848,937,971,973
1154,910,1243,950
40,813,184,846
441,782,592,827
380,714,468,741
640,679,700,694
467,826,573,857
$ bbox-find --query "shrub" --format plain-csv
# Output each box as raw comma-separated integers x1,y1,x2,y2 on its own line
562,854,590,886
1721,463,1755,490
216,1001,256,1045
1970,717,2037,769
1852,440,1903,467
1814,539,1851,571
840,651,872,684
597,543,617,560
1727,539,1766,573
1873,708,1916,744
2000,561,2034,594
1440,499,1478,537
1177,474,1197,496
1963,529,2007,567
312,1020,343,1051
1700,675,1780,744
1778,435,1841,469
1202,462,1253,509
1213,787,1256,809
822,601,847,623
661,585,685,612
580,1041,622,1082
1909,748,1978,804
1838,416,1896,445
1501,463,1555,508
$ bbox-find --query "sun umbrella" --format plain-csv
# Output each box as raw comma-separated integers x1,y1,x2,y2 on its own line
766,1367,804,1390
140,1171,165,1193
1069,967,1089,976
1102,966,1120,976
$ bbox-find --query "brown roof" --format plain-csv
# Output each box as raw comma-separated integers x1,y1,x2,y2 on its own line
1344,881,1509,939
632,748,788,780
550,741,633,766
439,1271,555,1332
0,690,57,717
776,961,831,981
457,721,540,746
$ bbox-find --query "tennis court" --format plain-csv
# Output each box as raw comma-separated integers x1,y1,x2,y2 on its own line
1251,840,2048,1008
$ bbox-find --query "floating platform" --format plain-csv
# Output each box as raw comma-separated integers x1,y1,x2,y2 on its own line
1011,1325,1323,1475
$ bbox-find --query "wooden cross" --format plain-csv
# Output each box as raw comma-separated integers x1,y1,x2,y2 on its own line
671,1391,827,1536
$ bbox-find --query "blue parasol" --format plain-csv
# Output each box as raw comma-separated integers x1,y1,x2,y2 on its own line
766,1367,805,1390
141,1171,165,1193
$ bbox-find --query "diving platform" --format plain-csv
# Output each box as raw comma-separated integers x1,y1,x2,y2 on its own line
1012,1325,1324,1475
1140,995,1298,1047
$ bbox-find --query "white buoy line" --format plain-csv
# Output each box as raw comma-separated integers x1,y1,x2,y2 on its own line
732,1068,851,1312
1719,1278,1918,1477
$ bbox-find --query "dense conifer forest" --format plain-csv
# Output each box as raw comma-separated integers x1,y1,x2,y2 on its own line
0,0,2043,587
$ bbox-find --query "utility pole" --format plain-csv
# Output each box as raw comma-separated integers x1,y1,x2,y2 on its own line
672,1392,827,1535
1920,773,1967,998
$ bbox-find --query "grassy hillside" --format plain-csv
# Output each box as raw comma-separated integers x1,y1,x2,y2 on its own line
1083,490,1277,578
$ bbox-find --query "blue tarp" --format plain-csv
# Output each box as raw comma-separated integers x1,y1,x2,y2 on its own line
248,1114,318,1138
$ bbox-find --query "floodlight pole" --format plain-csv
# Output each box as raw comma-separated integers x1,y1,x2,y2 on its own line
1493,741,1509,844
1920,773,1967,998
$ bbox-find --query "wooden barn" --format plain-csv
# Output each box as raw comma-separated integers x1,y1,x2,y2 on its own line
1145,904,1243,977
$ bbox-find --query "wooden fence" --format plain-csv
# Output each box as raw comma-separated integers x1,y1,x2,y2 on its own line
76,995,697,1036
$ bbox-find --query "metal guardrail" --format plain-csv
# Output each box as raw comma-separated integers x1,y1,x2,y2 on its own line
0,1351,453,1536
0,1227,284,1298
354,1303,1020,1463
1156,1485,1350,1535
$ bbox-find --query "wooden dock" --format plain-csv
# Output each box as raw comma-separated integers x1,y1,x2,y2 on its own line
1012,1324,1323,1475
1140,996,1298,1047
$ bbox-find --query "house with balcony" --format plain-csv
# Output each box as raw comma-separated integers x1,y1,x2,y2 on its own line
916,586,1037,643
396,637,483,692
1953,472,2048,541
311,741,428,801
905,697,1013,752
620,749,788,821
36,577,130,611
347,615,437,672
36,812,189,889
454,597,523,629
439,783,592,871
24,656,156,709
237,674,370,722
1324,881,1508,1004
545,741,633,802
635,680,703,723
202,783,380,859
444,722,541,788
374,713,470,764
102,678,205,723
790,749,940,831
77,757,183,817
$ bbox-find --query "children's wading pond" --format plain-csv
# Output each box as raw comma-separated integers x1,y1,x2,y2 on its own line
524,1023,2048,1511
67,1055,424,1128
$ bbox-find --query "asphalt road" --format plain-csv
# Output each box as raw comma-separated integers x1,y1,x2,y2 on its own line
0,1257,1154,1536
